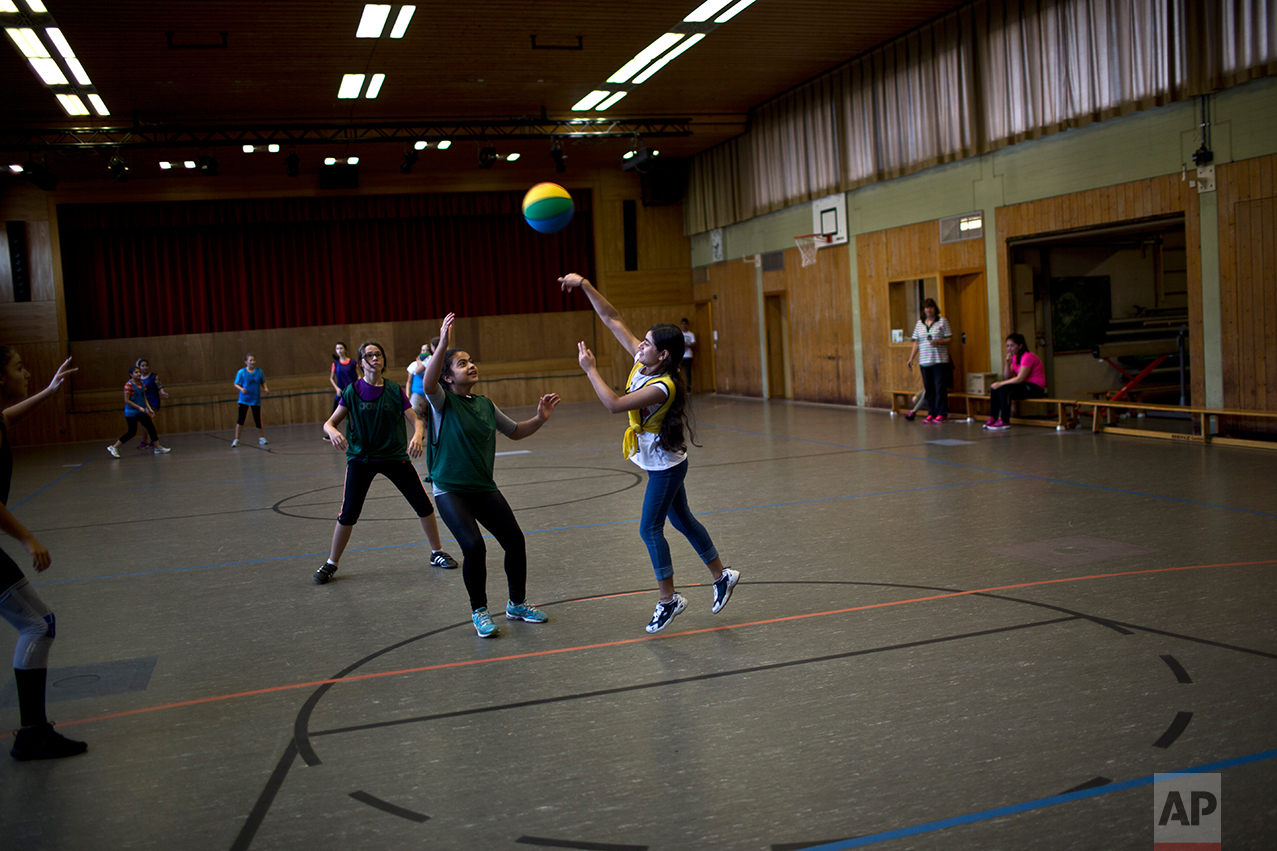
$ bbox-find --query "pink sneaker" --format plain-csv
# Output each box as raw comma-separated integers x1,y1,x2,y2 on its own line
922,415,936,423
982,418,998,428
988,419,1011,430
932,415,946,423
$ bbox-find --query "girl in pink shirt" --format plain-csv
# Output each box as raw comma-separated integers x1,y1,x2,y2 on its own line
985,333,1047,430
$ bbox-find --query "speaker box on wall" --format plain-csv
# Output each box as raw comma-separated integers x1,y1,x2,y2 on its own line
318,164,359,190
640,159,688,207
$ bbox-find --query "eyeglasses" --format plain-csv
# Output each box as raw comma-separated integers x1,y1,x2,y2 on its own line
363,352,384,362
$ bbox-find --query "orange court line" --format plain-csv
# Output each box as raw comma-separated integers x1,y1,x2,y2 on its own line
30,558,1277,734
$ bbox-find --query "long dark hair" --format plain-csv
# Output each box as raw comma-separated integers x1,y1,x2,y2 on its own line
333,341,347,362
1006,333,1029,352
646,323,698,454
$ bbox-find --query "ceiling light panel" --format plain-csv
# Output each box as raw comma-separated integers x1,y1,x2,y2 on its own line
44,26,73,57
571,90,611,111
88,93,108,115
55,93,87,114
64,56,90,85
437,140,451,150
337,73,365,98
683,0,736,22
607,33,683,84
0,2,20,13
356,4,391,38
23,0,47,11
365,73,385,98
389,6,415,38
28,56,66,85
632,33,703,83
714,0,757,22
595,91,628,111
6,27,47,57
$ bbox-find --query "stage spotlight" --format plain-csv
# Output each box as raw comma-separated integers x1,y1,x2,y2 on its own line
19,162,56,191
196,155,219,176
550,142,566,174
621,145,659,173
284,152,300,177
107,155,129,182
478,146,498,169
400,148,419,174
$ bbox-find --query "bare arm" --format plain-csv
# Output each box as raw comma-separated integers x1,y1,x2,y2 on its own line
3,357,76,427
403,407,424,458
577,343,669,414
422,313,455,394
508,394,561,440
329,368,341,394
559,273,642,357
905,340,920,367
323,404,350,450
0,501,50,571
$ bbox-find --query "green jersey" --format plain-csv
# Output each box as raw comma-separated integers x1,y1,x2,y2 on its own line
426,391,500,493
341,379,411,462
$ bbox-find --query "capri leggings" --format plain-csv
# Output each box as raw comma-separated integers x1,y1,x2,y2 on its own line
434,490,526,611
0,574,55,670
237,404,262,427
337,459,435,526
119,414,159,444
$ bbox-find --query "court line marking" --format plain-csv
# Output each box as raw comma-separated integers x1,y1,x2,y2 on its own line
32,558,1276,732
28,476,1018,585
10,455,96,508
798,747,1277,849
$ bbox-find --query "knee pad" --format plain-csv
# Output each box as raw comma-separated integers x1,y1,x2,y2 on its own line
15,613,55,670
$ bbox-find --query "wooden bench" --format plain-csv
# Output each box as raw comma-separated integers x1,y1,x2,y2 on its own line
891,389,1081,430
1075,399,1277,450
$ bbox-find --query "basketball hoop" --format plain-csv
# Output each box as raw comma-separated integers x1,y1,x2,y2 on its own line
794,233,833,267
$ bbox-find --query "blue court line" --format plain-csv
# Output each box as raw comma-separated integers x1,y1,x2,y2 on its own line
800,747,1277,849
705,423,1277,518
30,476,1020,586
10,455,96,509
30,468,346,499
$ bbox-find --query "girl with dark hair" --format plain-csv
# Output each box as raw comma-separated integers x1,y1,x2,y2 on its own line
326,342,357,439
0,347,87,760
134,357,168,448
559,272,739,634
421,314,559,638
985,333,1047,430
232,353,270,448
316,340,458,584
107,365,171,457
905,298,952,422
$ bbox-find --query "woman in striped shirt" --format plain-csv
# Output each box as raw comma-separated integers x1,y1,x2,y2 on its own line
905,298,952,423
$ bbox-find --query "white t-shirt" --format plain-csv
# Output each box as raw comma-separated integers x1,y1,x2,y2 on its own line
627,357,686,472
682,330,695,361
912,317,952,366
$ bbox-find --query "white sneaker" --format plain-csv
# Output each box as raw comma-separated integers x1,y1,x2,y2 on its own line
231,439,239,448
259,437,269,445
153,445,171,455
106,444,121,458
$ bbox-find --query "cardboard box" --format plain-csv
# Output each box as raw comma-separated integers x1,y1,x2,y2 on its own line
967,372,998,395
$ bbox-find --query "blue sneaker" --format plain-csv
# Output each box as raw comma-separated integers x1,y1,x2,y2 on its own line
506,601,548,623
711,568,739,614
471,607,499,638
645,593,687,634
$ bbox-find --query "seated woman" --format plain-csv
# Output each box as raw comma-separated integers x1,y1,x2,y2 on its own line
985,333,1046,430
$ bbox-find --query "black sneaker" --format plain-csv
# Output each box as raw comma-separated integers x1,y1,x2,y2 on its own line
711,568,740,614
645,593,687,634
314,562,338,585
430,550,459,569
10,723,87,761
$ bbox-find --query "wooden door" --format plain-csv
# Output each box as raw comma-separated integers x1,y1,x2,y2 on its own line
943,272,990,395
764,293,790,399
693,300,715,393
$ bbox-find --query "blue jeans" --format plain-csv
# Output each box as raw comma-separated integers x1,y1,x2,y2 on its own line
640,460,719,581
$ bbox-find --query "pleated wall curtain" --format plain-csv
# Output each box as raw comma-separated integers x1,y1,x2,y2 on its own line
59,190,595,340
685,0,1277,233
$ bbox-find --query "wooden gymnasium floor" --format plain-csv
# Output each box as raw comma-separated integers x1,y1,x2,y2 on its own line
1,396,1275,850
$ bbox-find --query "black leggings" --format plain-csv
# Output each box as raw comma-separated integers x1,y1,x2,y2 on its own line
237,404,262,427
119,414,158,444
990,382,1046,421
337,459,435,526
434,490,526,611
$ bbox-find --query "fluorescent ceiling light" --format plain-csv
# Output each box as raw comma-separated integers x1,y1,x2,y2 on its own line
323,157,336,165
337,73,365,99
0,2,20,12
159,161,172,169
607,33,683,84
88,93,109,115
389,5,414,38
55,93,87,115
505,153,520,162
714,0,756,22
437,140,451,150
29,57,66,85
595,91,627,111
632,33,704,84
571,90,611,111
184,161,196,168
242,144,255,153
365,73,384,98
6,27,48,58
268,144,280,153
24,0,47,12
64,57,90,85
413,141,428,150
347,156,359,165
683,0,735,22
356,4,390,38
8,164,22,173
44,27,72,57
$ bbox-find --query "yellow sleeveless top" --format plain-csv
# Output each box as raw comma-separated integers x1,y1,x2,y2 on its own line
623,361,676,459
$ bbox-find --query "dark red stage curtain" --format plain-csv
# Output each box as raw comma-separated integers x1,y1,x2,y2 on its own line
58,190,595,340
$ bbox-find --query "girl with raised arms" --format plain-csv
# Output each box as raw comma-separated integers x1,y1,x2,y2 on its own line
421,313,559,638
559,272,739,634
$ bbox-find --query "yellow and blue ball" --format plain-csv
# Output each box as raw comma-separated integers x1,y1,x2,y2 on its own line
522,182,575,234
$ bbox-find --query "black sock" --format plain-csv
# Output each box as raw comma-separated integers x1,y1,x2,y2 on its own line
14,668,48,728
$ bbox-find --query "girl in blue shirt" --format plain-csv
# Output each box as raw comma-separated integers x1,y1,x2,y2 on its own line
233,353,270,448
107,365,171,457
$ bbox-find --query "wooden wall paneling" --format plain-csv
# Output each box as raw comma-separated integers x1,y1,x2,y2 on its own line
28,221,55,302
637,203,690,271
711,258,763,396
603,269,693,308
6,342,68,447
0,302,59,344
782,244,857,404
